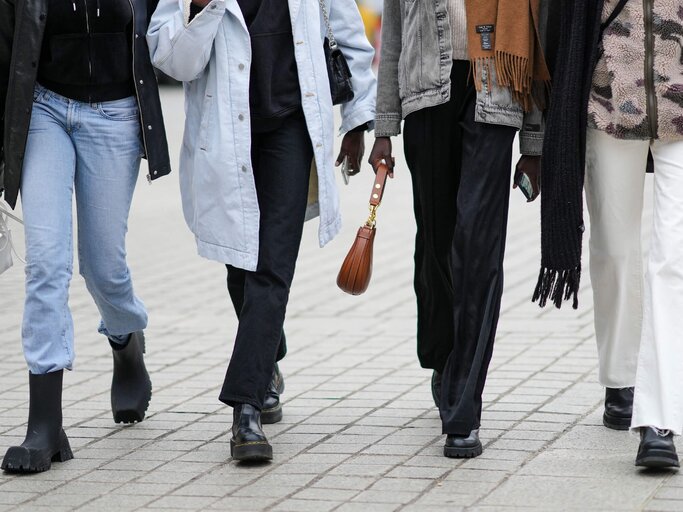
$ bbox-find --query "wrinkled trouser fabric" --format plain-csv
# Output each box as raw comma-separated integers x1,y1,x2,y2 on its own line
586,128,683,434
219,113,312,410
20,85,147,374
403,61,517,436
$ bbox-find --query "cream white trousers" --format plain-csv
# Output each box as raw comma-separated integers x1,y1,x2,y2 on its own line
586,128,683,433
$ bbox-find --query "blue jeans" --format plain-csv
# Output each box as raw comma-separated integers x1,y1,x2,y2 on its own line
20,84,148,374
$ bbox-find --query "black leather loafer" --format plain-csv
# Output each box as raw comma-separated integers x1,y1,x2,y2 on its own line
230,404,273,462
110,331,152,424
603,387,634,430
636,427,679,469
444,429,483,458
261,364,285,425
431,371,442,408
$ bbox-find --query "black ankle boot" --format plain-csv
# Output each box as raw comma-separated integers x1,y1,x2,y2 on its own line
110,331,152,424
2,371,73,473
444,429,483,458
603,387,634,430
431,371,442,408
636,427,680,469
230,404,273,462
261,364,285,425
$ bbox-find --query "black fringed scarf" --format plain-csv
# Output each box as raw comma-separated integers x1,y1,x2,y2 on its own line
532,0,605,309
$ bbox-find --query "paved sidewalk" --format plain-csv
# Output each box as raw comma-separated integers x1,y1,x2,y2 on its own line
0,87,679,512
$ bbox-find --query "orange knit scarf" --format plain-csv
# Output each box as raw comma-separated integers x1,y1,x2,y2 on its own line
466,0,550,111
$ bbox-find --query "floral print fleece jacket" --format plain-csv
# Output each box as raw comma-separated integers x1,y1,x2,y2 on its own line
589,0,683,141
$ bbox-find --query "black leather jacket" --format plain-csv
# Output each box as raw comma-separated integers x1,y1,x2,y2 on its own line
0,0,171,209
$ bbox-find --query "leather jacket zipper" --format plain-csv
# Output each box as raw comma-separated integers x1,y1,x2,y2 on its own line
644,0,657,139
126,0,152,183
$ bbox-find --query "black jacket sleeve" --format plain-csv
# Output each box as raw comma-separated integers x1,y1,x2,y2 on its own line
0,0,15,193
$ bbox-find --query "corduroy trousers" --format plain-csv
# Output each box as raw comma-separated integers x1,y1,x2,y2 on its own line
403,61,517,436
586,128,683,434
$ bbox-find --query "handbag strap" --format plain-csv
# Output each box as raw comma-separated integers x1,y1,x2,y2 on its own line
318,0,338,49
600,0,629,38
0,204,23,225
365,163,389,227
369,163,389,206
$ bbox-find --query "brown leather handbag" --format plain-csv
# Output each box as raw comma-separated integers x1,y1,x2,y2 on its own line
337,163,390,295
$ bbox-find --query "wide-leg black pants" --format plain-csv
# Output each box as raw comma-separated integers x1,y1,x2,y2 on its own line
219,113,312,410
403,61,516,435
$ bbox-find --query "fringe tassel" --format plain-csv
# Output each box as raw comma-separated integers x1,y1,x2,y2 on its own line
471,53,550,112
532,266,581,310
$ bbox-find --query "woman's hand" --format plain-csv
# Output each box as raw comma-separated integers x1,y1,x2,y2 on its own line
368,137,395,177
336,131,365,176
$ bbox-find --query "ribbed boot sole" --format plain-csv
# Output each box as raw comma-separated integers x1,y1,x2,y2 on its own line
113,380,152,424
603,412,631,431
1,431,73,473
261,405,283,425
636,450,680,469
230,439,273,462
444,442,483,459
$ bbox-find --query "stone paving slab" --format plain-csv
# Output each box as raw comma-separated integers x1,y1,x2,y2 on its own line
0,87,679,511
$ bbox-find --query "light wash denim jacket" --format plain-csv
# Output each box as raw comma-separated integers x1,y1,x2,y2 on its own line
148,0,376,271
375,0,550,156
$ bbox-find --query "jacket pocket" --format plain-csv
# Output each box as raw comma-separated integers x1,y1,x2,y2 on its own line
198,93,214,152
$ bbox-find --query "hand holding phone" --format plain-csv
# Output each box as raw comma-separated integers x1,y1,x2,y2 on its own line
514,156,541,202
340,156,351,185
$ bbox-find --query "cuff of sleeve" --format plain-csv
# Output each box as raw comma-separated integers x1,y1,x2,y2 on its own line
374,115,401,137
339,109,375,135
520,131,544,156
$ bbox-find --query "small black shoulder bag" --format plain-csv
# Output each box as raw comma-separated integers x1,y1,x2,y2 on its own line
319,0,355,105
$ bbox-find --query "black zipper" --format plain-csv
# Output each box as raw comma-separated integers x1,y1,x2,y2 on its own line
643,0,657,139
84,0,92,87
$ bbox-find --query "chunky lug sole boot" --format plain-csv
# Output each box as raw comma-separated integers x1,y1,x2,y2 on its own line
261,364,285,425
111,331,152,424
603,387,634,431
2,371,73,473
230,404,273,462
444,429,483,459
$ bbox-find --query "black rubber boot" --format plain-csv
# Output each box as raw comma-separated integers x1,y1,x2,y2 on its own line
444,429,483,459
261,364,285,425
230,404,273,462
2,371,73,473
431,371,442,408
636,427,680,469
603,387,634,430
110,331,152,424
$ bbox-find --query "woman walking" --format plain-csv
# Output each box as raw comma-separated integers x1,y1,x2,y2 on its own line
536,0,683,469
148,0,376,461
0,0,170,473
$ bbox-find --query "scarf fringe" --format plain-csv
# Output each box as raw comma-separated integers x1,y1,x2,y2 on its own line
532,266,581,310
471,53,549,112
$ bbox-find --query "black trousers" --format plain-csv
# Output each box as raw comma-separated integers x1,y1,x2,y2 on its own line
403,61,516,435
219,113,312,410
